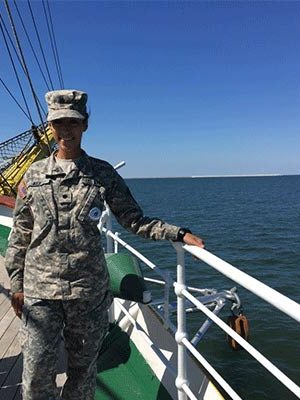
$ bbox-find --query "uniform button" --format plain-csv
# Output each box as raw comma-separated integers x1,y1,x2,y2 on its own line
59,193,72,203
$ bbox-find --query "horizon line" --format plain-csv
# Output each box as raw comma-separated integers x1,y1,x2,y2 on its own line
125,173,299,180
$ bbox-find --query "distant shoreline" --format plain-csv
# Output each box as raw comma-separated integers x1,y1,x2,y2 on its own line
126,174,299,180
191,173,283,178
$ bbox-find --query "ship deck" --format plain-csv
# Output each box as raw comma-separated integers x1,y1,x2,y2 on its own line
0,255,22,400
0,254,170,400
0,255,67,399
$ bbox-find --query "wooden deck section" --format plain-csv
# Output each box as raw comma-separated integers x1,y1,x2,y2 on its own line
0,256,67,400
0,255,22,400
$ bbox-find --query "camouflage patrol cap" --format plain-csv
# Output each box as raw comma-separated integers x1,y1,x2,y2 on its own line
45,89,88,121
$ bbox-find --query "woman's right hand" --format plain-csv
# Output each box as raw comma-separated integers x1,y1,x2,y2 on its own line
11,292,24,319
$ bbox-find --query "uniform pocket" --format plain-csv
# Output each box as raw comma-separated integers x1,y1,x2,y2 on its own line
27,179,54,221
28,219,52,249
77,185,104,224
19,298,38,347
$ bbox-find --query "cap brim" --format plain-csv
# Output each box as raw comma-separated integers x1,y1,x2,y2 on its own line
47,109,85,122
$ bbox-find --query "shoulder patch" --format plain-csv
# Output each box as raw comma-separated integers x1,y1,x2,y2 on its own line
18,179,28,199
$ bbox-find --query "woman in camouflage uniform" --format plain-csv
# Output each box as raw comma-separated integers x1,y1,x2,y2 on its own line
5,90,205,400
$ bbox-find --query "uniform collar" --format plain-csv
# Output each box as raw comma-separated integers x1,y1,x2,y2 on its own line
45,150,94,178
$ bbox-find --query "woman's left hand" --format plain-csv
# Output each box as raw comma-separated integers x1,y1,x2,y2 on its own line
183,233,205,248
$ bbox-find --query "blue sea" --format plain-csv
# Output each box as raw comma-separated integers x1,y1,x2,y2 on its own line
115,175,300,400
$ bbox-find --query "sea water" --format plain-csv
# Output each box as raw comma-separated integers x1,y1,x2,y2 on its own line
116,175,300,400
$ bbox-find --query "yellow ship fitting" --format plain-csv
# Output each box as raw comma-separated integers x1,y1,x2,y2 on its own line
0,126,54,197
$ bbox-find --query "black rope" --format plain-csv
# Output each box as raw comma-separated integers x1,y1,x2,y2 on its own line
0,14,34,123
0,11,47,118
42,0,63,89
46,0,64,88
0,13,27,75
0,13,47,117
4,0,50,152
0,14,47,117
0,76,32,120
27,0,54,91
13,0,51,92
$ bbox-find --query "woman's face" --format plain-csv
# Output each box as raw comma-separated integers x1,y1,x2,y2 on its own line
49,118,87,153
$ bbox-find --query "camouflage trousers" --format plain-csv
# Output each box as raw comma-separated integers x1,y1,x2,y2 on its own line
20,295,109,400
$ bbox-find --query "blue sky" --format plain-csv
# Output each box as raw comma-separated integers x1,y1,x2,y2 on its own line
0,1,299,178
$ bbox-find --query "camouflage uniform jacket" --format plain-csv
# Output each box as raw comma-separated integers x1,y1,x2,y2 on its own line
5,152,180,299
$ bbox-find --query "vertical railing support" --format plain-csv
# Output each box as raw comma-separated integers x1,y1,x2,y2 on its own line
106,204,114,253
174,244,189,400
163,271,171,327
114,232,119,253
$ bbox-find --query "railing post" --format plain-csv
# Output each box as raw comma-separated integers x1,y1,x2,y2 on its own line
114,232,119,253
106,205,113,253
163,271,171,327
174,244,189,400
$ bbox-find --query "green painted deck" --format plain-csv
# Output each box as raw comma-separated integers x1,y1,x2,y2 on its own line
0,225,10,257
0,254,171,399
96,324,172,400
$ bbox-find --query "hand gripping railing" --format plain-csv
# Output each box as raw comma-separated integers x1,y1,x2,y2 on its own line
173,242,300,400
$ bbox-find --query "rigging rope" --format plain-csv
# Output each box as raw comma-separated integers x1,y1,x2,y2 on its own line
0,14,34,123
13,0,52,92
0,0,65,197
0,13,27,76
0,0,46,119
0,11,46,118
4,0,50,152
0,76,32,120
42,0,64,89
26,0,54,91
45,0,64,88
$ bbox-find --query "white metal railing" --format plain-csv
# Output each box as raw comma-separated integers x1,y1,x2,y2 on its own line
183,244,300,324
174,242,300,399
102,226,169,281
102,226,300,400
102,227,242,399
